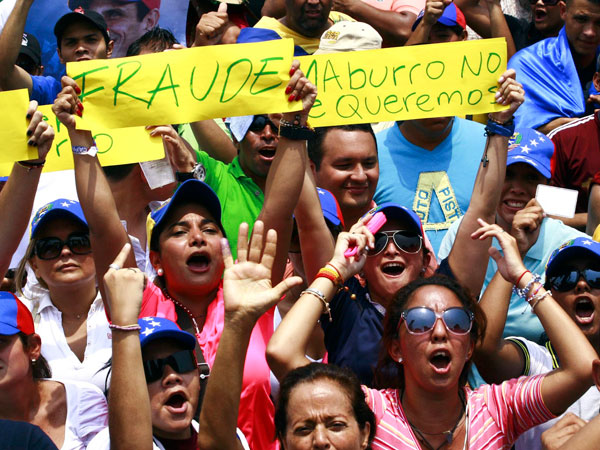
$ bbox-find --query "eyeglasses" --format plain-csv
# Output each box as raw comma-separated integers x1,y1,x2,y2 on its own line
248,115,278,133
400,307,474,335
528,0,561,5
369,230,422,256
547,268,600,292
142,349,197,383
33,233,92,260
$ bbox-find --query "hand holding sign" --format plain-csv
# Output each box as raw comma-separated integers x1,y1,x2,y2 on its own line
283,60,318,126
25,101,55,164
52,76,84,131
489,69,524,124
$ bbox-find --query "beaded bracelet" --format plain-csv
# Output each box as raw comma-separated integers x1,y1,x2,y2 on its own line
512,274,541,299
109,323,141,331
302,288,332,322
529,290,552,310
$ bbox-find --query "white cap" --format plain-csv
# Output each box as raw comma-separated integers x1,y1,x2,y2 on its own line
314,21,383,55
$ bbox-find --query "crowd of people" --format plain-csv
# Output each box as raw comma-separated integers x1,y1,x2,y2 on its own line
1,0,600,448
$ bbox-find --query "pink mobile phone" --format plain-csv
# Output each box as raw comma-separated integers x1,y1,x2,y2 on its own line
344,211,387,258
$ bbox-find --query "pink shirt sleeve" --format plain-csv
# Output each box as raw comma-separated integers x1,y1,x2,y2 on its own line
360,0,425,15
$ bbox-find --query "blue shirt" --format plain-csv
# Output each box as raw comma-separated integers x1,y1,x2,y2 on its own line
31,75,62,105
374,119,487,254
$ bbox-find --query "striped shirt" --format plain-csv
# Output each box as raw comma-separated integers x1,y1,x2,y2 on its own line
364,375,554,449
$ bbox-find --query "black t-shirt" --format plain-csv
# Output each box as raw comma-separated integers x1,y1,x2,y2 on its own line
0,420,58,450
505,15,545,52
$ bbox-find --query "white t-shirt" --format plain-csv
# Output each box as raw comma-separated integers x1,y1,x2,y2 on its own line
24,291,112,393
54,379,108,450
509,337,600,450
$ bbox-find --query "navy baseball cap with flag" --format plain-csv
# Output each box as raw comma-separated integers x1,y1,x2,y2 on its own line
0,292,35,336
507,128,553,179
412,2,467,31
374,202,424,237
138,316,196,349
317,188,344,228
546,237,600,277
31,199,87,237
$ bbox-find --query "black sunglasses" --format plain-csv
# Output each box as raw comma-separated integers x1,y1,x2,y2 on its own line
400,307,474,335
33,233,92,260
547,268,600,292
369,230,422,256
143,349,197,383
248,115,278,133
528,0,561,5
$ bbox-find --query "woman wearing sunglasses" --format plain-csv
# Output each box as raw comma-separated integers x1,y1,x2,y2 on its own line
15,199,111,392
473,226,600,450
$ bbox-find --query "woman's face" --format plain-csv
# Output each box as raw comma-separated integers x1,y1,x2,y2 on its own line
282,378,370,450
496,163,547,228
144,339,200,440
151,203,224,296
551,255,600,342
0,334,39,388
362,219,427,306
392,285,474,393
30,218,95,291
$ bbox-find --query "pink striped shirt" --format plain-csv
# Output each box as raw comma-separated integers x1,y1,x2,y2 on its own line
364,375,555,449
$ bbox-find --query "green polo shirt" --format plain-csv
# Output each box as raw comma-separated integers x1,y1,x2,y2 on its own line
198,151,264,259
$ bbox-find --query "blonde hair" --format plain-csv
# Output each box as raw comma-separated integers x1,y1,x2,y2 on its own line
15,238,48,297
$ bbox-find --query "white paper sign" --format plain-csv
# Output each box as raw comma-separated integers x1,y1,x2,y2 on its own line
536,184,578,218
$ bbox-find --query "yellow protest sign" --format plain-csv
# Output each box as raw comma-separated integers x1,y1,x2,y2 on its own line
68,39,300,130
0,105,165,176
0,89,38,163
298,38,508,126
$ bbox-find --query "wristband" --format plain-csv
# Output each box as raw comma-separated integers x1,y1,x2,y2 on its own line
279,119,315,140
485,116,515,137
72,144,98,157
17,160,45,171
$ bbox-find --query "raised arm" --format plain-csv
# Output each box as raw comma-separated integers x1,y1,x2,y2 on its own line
257,60,316,285
188,119,237,164
197,221,302,450
332,0,417,46
103,244,153,450
267,220,374,380
52,77,136,312
0,101,54,275
0,0,34,92
474,222,598,415
406,0,449,45
446,70,523,295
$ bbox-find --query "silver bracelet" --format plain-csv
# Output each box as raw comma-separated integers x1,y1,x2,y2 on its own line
302,288,332,322
109,323,141,332
72,144,98,157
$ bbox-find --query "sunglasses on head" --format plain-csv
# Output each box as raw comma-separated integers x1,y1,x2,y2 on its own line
142,349,197,383
248,115,278,133
33,233,92,260
528,0,561,5
547,268,600,292
400,307,474,335
369,230,422,256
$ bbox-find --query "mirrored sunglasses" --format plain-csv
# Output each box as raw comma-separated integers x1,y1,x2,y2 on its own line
142,349,197,383
400,307,474,335
369,230,422,256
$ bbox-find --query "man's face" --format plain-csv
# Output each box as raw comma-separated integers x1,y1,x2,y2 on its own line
237,115,280,181
88,0,159,57
315,129,379,215
427,23,467,44
284,0,332,38
57,21,113,64
531,0,565,36
562,0,600,58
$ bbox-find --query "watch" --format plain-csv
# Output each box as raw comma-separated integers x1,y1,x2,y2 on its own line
278,119,315,140
175,163,206,182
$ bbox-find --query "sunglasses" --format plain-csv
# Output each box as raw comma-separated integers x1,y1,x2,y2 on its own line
34,233,92,260
547,268,600,292
142,349,197,383
369,230,422,256
248,115,278,133
528,0,561,5
400,307,474,335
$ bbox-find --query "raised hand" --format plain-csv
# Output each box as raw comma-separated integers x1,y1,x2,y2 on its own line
471,218,527,284
283,61,318,126
25,100,54,162
193,2,232,46
52,76,82,131
103,243,146,324
510,198,544,255
490,69,524,124
327,215,376,282
222,221,303,323
146,125,196,173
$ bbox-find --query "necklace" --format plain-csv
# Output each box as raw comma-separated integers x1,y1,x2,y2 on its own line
401,390,466,450
162,289,205,340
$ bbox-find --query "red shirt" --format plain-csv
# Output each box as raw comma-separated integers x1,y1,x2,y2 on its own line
550,112,600,213
141,282,276,450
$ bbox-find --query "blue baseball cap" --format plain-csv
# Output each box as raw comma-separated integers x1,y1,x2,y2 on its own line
374,202,424,237
507,128,554,179
317,188,344,228
546,237,600,276
31,199,87,237
138,316,196,350
0,292,35,336
147,179,224,250
412,2,467,31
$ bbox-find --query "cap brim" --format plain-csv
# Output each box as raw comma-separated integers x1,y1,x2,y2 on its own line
506,156,551,179
547,246,600,276
32,209,87,237
0,323,21,336
376,203,423,236
140,328,196,350
54,12,109,43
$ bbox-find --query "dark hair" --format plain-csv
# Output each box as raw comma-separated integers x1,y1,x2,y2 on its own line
275,363,375,448
373,275,486,389
18,333,52,379
126,27,179,57
308,124,377,171
102,163,137,181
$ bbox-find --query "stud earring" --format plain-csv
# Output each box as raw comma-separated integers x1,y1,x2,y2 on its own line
397,357,403,364
31,359,36,363
157,268,164,276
